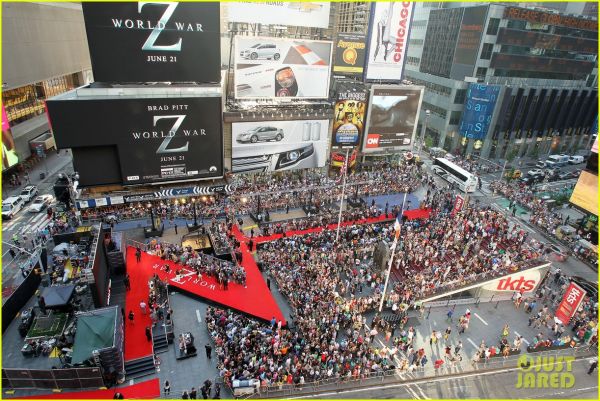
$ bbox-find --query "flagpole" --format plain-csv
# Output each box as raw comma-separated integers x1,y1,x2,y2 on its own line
335,148,350,243
378,193,407,313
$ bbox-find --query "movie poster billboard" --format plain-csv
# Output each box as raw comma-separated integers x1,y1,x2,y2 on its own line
227,2,331,28
46,97,223,186
234,37,333,99
365,2,414,81
2,104,19,171
232,120,328,173
333,33,367,76
458,83,501,140
82,2,221,83
332,86,368,148
363,85,424,152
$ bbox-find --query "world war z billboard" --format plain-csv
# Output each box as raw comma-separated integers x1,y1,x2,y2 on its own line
46,96,223,186
82,2,221,83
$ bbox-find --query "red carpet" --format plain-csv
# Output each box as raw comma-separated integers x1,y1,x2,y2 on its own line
254,213,399,244
403,208,432,221
15,378,160,399
124,247,155,361
126,245,286,326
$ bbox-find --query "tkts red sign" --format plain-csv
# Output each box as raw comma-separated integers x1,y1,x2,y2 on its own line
555,282,587,324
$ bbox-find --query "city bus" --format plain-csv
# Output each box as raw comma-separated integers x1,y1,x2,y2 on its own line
432,157,478,193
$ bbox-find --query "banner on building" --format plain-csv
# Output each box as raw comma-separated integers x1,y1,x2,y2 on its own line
2,103,19,171
458,83,501,140
82,2,221,83
227,2,331,28
332,85,368,148
333,33,367,76
234,36,333,99
450,5,488,80
554,282,587,324
232,120,328,173
363,85,424,152
365,2,414,81
46,96,223,186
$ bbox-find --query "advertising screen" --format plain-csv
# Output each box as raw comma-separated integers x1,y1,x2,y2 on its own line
458,83,501,140
365,2,414,81
363,85,424,152
46,97,223,186
234,37,332,99
82,2,221,83
232,120,328,173
450,6,488,80
333,33,367,76
332,85,368,148
569,171,598,216
2,104,19,171
227,2,331,28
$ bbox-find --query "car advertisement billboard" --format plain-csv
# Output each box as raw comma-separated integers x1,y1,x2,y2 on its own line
365,2,414,81
458,83,501,140
232,120,328,173
332,85,368,148
82,2,221,83
363,85,424,152
2,104,19,171
226,2,331,28
46,97,223,186
234,36,333,99
333,33,367,76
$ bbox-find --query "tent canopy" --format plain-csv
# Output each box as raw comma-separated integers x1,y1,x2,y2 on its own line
71,307,117,364
41,285,75,308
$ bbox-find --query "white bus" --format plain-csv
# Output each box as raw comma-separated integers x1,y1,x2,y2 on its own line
432,157,478,193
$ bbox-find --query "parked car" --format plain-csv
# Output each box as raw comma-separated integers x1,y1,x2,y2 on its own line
236,126,284,143
239,43,281,60
535,160,547,168
558,171,574,180
20,185,39,202
28,194,53,213
568,155,584,164
527,169,545,177
2,196,25,219
545,154,570,167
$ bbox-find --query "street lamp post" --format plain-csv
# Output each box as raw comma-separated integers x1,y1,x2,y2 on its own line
417,109,431,158
147,202,156,231
192,198,198,227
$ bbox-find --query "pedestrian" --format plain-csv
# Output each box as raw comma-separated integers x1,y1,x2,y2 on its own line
182,391,189,399
128,310,135,324
140,300,147,314
8,248,16,259
174,222,178,235
164,380,171,395
213,384,220,399
190,388,197,399
205,343,212,359
124,273,131,290
248,239,254,252
588,358,598,375
145,326,152,342
267,277,271,290
136,247,142,263
454,341,463,355
250,227,254,238
443,326,452,341
37,295,46,314
201,387,208,399
446,309,453,322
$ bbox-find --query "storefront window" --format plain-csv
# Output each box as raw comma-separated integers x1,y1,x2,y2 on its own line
1,73,79,127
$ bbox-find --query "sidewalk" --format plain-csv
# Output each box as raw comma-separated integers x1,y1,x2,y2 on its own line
2,151,74,199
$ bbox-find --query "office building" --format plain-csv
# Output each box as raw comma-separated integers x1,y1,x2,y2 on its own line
405,2,597,160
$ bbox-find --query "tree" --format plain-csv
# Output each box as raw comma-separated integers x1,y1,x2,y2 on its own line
506,148,518,163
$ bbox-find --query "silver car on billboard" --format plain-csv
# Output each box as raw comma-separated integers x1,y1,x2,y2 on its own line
232,142,317,173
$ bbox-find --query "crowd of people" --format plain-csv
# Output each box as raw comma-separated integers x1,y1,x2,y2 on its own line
490,180,597,265
147,242,247,288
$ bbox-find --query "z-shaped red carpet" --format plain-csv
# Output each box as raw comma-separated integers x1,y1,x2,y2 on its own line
14,378,160,399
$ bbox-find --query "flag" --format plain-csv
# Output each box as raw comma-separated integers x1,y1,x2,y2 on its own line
394,213,402,240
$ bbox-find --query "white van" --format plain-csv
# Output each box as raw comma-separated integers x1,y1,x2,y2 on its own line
2,196,25,219
568,155,584,164
545,154,569,167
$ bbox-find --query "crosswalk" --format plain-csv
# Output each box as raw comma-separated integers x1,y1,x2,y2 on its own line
2,211,51,236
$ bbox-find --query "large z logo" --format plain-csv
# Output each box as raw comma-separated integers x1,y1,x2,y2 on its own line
155,115,189,154
139,2,182,51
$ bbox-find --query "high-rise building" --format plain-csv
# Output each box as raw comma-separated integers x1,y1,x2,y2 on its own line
405,2,598,160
